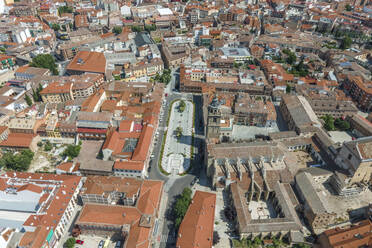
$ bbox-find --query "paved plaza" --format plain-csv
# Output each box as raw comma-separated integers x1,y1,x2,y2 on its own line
162,100,194,175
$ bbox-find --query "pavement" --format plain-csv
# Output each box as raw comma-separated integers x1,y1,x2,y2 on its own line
162,100,193,175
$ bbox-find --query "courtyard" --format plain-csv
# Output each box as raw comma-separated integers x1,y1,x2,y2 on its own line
161,99,194,175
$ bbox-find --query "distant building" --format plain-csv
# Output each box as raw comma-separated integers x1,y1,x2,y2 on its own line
280,95,321,134
66,51,107,76
40,82,74,103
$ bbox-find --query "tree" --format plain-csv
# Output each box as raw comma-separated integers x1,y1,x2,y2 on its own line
175,127,183,140
44,140,53,151
131,25,143,32
340,36,352,50
30,54,58,75
345,4,352,11
112,26,122,35
282,49,296,65
64,237,76,248
335,118,350,131
213,231,220,245
62,144,81,159
178,100,186,112
144,24,156,32
25,94,33,106
322,115,335,131
51,23,60,31
286,84,291,93
173,187,192,229
0,149,34,171
58,6,73,15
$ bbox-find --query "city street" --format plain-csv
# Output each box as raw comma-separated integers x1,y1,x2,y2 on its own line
148,69,208,248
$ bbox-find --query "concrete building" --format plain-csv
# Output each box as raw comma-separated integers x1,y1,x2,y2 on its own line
76,176,163,248
0,172,82,248
280,95,321,134
335,137,372,185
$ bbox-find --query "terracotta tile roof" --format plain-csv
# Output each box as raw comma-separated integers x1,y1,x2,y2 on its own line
1,172,81,248
113,161,145,171
40,81,72,95
0,133,34,148
132,124,153,161
176,191,216,248
67,51,106,74
77,178,163,248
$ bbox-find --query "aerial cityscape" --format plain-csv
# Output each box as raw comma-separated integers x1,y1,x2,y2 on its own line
0,0,371,247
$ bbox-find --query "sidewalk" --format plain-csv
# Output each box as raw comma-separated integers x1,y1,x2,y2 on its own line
154,192,169,248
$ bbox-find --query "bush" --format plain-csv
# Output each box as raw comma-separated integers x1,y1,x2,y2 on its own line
0,149,34,171
213,231,220,245
64,237,75,248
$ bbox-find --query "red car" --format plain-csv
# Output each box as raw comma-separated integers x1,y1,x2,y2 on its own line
76,240,84,245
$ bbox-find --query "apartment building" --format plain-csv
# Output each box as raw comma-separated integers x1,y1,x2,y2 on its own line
76,176,163,248
40,82,74,103
0,172,82,248
343,75,372,112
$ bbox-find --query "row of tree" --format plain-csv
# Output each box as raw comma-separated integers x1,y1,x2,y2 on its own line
321,115,351,131
0,149,34,171
173,187,192,228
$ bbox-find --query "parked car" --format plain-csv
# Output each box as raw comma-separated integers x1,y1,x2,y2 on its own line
98,240,104,248
76,240,84,245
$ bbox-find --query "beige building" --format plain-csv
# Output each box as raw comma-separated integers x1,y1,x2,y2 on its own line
40,82,74,103
335,137,372,185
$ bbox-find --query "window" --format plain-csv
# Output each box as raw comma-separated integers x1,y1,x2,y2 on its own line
348,154,352,160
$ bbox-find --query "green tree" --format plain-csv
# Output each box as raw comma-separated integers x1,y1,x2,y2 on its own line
58,6,73,15
345,4,352,11
131,25,143,32
44,140,53,151
173,187,192,229
51,23,60,31
335,118,350,131
0,149,34,171
340,36,352,50
286,84,291,93
30,54,58,75
64,237,76,248
25,94,33,106
62,144,81,159
112,26,122,35
322,115,335,131
175,126,183,140
178,100,186,112
144,24,156,32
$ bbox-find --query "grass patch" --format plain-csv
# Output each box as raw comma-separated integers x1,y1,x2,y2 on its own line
158,130,170,176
